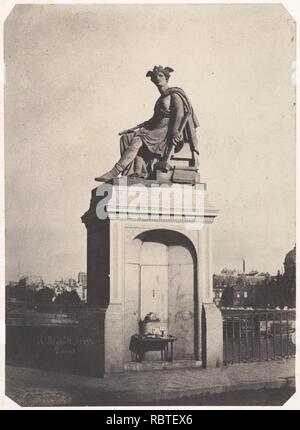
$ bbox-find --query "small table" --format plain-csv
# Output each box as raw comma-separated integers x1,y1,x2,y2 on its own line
130,334,177,363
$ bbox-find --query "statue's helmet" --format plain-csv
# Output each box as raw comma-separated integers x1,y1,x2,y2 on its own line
146,65,174,81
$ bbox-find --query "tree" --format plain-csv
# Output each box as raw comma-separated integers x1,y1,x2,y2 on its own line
13,277,35,302
55,290,81,305
34,287,55,304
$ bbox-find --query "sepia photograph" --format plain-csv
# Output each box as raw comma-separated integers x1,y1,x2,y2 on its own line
1,2,297,408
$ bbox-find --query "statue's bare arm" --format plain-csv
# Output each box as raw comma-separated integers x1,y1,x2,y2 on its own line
170,93,185,143
118,117,154,136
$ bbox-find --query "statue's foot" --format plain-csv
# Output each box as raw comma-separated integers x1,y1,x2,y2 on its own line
128,171,149,180
95,166,120,182
128,173,143,178
154,161,172,173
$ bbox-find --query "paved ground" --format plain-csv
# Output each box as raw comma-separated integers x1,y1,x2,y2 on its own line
147,387,295,406
6,359,295,407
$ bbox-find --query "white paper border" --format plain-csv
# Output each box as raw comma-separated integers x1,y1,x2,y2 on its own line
0,0,298,411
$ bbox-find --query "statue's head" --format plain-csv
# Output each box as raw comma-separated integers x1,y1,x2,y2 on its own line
146,65,174,86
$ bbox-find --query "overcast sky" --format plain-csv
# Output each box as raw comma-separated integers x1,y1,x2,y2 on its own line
5,4,295,283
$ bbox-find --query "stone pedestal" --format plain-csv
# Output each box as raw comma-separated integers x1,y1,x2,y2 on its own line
81,178,223,374
202,303,224,367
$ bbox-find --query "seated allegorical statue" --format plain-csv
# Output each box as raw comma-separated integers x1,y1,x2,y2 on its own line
95,65,200,182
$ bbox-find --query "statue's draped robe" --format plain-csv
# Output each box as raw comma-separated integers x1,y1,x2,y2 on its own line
120,87,199,177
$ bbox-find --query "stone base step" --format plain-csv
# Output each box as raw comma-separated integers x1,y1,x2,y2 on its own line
124,360,202,372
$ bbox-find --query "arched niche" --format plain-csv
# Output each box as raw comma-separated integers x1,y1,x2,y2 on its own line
124,228,198,362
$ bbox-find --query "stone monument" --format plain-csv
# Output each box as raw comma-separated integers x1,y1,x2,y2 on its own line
81,66,223,375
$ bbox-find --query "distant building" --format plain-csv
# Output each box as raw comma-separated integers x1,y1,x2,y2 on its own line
284,245,296,282
214,246,296,309
51,275,87,303
232,285,251,307
77,272,87,302
76,285,87,302
213,268,269,307
213,283,225,306
283,245,296,307
66,278,77,289
78,272,87,287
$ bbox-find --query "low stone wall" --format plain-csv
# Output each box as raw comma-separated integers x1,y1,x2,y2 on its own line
6,306,105,377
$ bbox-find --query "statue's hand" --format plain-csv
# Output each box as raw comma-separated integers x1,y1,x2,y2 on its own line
172,132,183,147
119,125,140,136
